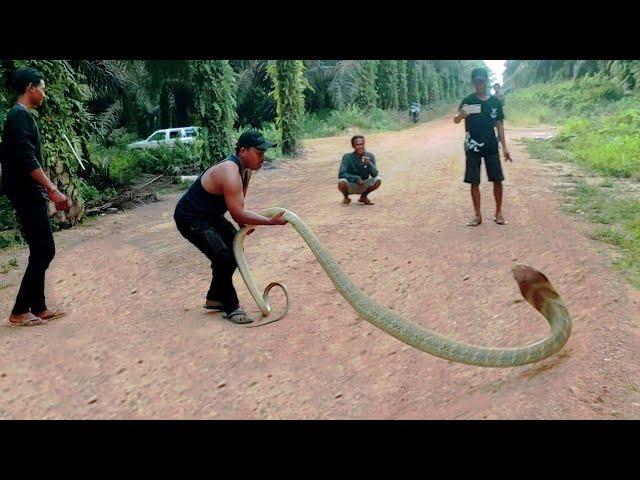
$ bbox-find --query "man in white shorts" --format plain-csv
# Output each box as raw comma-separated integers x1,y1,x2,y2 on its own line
338,135,381,205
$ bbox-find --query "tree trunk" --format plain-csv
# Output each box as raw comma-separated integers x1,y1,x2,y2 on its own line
269,60,306,156
190,60,237,164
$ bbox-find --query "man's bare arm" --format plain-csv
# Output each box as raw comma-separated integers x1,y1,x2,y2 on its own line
223,169,285,226
30,168,69,211
496,121,512,161
30,167,57,192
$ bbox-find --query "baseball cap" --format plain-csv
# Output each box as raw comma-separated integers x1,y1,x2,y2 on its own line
236,130,277,150
471,68,488,82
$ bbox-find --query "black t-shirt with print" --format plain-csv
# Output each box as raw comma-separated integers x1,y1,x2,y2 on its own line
458,94,505,156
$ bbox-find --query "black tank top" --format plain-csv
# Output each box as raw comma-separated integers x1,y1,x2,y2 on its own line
175,154,247,220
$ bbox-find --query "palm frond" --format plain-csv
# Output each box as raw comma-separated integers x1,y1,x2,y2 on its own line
88,99,123,140
327,60,362,109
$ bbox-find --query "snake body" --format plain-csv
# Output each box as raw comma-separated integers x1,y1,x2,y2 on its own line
233,207,572,367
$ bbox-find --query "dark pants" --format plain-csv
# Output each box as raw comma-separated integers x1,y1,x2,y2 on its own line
174,209,239,314
9,196,55,315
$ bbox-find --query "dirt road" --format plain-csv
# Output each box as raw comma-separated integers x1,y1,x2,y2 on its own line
1,117,639,419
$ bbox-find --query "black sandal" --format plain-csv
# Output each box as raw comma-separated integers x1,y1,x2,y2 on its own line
223,307,253,324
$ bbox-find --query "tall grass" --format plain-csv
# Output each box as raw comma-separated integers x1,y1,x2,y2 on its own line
505,77,627,126
508,78,640,178
300,106,413,138
551,109,640,178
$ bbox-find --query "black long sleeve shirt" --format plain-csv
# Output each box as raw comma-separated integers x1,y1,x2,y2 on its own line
0,104,47,201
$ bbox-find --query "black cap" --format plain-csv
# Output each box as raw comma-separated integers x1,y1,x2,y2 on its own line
236,130,277,150
471,68,488,82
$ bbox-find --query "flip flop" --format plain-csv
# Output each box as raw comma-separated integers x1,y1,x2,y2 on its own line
493,216,508,225
222,308,253,325
466,217,482,227
33,310,67,320
9,315,48,327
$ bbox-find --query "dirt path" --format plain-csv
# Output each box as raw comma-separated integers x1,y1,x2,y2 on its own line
1,117,639,419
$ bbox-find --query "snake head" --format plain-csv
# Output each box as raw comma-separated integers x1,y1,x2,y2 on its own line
512,264,557,311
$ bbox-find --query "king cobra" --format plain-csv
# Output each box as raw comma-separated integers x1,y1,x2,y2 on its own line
233,207,572,367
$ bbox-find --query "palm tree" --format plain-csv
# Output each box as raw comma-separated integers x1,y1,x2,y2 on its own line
231,60,276,128
377,61,399,110
144,60,192,129
355,60,379,111
190,60,237,164
268,60,307,156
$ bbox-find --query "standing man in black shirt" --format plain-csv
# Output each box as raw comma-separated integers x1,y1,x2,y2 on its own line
1,68,69,326
454,68,512,227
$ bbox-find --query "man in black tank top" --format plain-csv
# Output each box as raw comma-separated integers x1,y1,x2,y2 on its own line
174,131,286,324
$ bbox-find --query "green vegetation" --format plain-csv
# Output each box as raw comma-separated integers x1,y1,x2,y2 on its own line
377,61,399,110
0,257,18,274
268,60,307,156
504,60,640,91
506,61,640,285
568,182,640,286
355,61,379,111
301,106,411,138
504,78,627,126
556,111,640,178
190,60,237,163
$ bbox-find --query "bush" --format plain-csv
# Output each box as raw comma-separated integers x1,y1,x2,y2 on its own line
76,178,117,203
0,196,19,231
0,230,23,250
553,109,640,178
506,77,640,178
300,105,413,139
505,78,628,125
86,138,204,188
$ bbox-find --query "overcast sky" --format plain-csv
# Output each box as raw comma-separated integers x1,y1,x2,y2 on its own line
483,60,506,84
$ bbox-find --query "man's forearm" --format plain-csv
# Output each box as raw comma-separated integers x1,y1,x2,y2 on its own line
232,209,279,227
497,123,507,148
29,167,57,192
